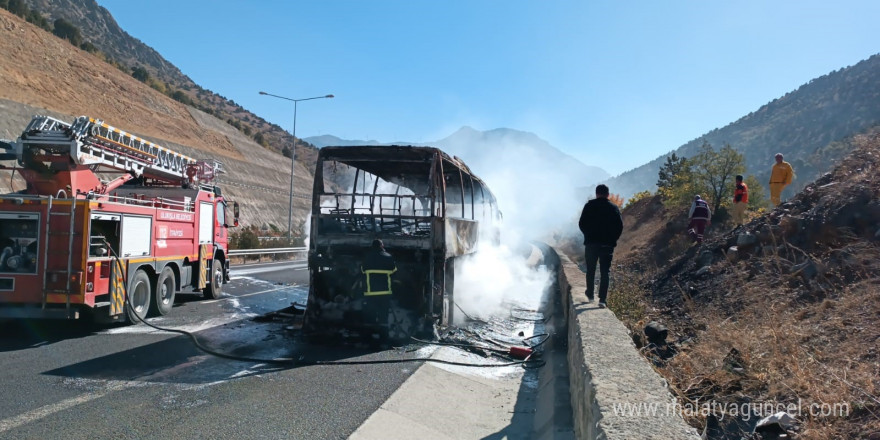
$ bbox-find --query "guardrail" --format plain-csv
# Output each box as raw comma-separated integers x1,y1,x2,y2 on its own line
228,247,307,257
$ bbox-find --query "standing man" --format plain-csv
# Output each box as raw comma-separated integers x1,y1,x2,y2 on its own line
769,153,793,206
687,195,712,243
578,184,623,308
732,174,749,226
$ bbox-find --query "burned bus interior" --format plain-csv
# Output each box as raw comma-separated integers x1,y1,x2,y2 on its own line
305,146,500,340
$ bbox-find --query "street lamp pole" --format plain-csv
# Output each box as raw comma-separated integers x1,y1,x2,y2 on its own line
258,91,334,243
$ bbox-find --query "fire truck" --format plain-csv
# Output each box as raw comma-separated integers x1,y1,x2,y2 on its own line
0,115,239,323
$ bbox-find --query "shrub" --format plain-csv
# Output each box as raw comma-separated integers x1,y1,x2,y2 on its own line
52,18,83,47
626,190,652,208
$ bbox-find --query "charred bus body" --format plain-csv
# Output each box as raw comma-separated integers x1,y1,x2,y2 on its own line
304,146,500,339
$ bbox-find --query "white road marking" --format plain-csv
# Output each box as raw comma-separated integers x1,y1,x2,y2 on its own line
0,356,230,434
0,379,142,434
202,286,293,304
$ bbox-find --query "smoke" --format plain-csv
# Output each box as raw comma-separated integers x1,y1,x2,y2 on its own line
453,242,551,322
434,129,594,319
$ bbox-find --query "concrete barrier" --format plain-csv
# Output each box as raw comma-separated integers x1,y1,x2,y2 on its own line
553,248,700,440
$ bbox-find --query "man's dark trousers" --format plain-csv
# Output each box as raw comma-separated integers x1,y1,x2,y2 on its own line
585,244,614,303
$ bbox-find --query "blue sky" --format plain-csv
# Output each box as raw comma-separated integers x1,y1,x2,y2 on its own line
98,0,880,176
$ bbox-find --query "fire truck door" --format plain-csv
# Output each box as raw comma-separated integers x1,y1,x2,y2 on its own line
198,202,214,245
215,201,227,242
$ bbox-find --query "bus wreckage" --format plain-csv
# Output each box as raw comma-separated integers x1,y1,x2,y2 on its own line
304,146,501,340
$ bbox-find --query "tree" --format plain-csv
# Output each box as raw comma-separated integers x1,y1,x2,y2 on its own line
690,141,745,214
744,175,768,212
5,0,28,17
131,66,150,83
79,41,98,53
656,153,689,191
52,18,83,47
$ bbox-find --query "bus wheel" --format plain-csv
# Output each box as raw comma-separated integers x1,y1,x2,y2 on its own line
126,269,152,324
203,260,224,300
151,266,177,316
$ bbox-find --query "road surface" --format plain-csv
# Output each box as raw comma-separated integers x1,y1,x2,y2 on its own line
0,260,424,439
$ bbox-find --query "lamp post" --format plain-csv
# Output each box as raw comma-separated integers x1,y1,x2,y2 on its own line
258,91,334,243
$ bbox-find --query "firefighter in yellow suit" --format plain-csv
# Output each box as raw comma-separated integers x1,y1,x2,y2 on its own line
769,153,794,206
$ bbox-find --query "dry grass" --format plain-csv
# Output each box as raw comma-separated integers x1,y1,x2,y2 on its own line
653,246,880,439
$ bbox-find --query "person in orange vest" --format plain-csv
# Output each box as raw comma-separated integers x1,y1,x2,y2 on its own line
732,174,749,226
769,153,793,206
687,195,711,243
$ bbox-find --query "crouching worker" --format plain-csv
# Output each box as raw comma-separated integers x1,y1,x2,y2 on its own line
687,195,712,243
361,239,397,330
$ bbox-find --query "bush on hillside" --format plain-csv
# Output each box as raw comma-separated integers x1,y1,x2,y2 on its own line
131,65,150,83
626,190,652,208
52,18,83,47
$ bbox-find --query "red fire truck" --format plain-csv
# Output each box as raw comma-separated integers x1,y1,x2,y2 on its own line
0,115,239,323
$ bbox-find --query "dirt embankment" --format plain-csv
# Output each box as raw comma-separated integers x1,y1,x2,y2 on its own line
0,9,313,230
604,133,880,439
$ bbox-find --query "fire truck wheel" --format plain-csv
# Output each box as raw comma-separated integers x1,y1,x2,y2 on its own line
151,266,177,316
203,260,224,300
126,269,152,324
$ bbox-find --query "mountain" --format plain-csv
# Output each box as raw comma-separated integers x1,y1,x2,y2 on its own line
305,135,383,148
604,53,880,200
15,0,315,164
435,126,609,186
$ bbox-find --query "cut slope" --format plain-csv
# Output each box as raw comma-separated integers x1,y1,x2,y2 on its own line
0,9,311,229
617,133,880,439
0,9,238,159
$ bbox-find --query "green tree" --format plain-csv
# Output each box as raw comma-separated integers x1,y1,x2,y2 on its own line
79,41,98,53
237,226,260,250
131,66,150,83
656,152,688,191
690,141,745,214
52,18,83,47
25,9,51,31
5,0,28,17
658,163,698,210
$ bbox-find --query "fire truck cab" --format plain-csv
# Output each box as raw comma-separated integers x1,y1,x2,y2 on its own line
0,115,239,323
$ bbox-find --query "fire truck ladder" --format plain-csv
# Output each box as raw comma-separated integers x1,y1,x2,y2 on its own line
69,116,198,182
41,195,78,315
19,115,200,184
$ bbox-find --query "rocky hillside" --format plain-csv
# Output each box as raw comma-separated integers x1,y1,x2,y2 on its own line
0,8,312,231
603,53,880,201
605,132,880,439
15,0,316,163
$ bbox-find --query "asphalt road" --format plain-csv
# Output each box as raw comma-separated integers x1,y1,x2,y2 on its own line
0,261,424,440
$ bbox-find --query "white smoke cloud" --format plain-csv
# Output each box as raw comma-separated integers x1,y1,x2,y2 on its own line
453,242,551,322
436,129,588,320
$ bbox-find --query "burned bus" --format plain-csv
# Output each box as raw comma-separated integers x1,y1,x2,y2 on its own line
304,146,501,340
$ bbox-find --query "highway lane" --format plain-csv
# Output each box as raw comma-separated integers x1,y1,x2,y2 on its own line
0,261,424,440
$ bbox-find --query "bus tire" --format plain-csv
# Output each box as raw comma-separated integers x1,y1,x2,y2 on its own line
126,269,152,324
151,266,177,316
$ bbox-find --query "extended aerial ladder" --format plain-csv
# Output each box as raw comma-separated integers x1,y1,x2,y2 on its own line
6,115,224,198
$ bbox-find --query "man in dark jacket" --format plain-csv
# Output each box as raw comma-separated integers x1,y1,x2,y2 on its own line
578,184,623,308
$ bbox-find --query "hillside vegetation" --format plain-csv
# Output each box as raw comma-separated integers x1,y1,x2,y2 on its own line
604,53,880,202
592,133,880,439
0,8,313,231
